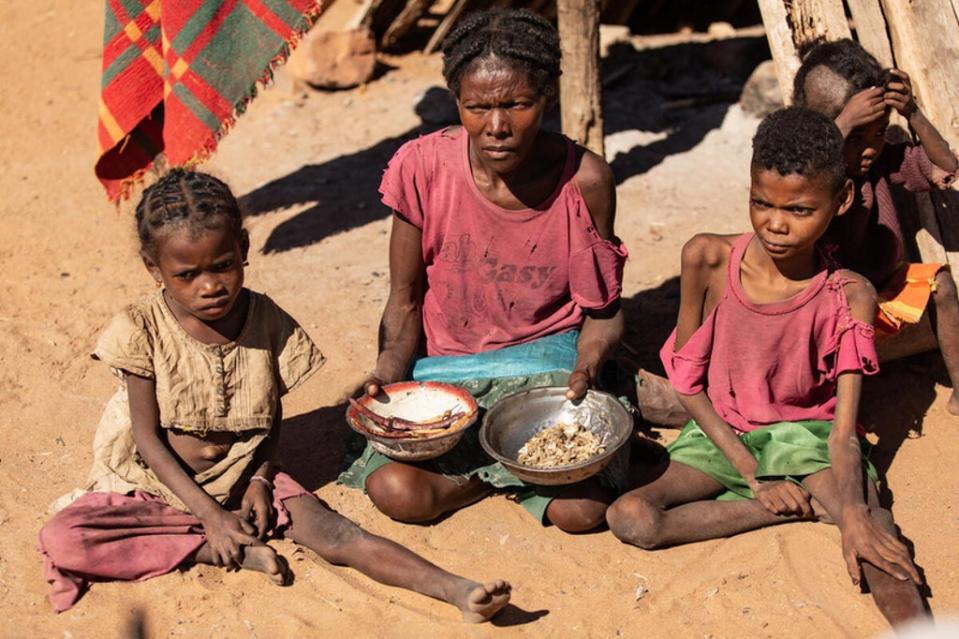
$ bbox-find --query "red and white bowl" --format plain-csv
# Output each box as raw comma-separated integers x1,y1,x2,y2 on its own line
346,381,479,461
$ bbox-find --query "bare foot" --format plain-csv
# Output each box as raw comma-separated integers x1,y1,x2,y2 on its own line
456,580,511,623
241,544,290,586
947,391,959,416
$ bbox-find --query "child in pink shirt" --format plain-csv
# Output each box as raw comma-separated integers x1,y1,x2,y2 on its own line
794,39,959,414
607,108,925,628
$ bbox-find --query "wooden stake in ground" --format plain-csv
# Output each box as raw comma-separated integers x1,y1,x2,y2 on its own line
557,0,604,156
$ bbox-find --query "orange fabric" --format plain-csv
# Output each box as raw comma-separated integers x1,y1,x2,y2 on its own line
876,263,947,335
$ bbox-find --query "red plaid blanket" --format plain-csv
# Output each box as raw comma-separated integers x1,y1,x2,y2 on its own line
95,0,324,201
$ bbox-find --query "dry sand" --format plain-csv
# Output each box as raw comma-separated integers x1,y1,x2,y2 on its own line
1,2,957,637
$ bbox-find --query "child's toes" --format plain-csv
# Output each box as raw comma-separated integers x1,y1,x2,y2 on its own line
462,580,511,623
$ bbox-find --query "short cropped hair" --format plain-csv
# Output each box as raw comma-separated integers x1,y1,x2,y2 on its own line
751,107,846,190
793,39,884,115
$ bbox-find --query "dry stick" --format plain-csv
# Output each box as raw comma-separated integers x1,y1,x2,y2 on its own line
557,0,605,157
424,0,474,54
381,0,431,49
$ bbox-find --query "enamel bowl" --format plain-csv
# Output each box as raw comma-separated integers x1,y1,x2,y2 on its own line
480,387,632,485
346,381,479,461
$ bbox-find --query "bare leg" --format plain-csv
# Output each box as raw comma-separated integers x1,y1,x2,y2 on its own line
283,495,510,623
546,477,613,533
193,542,288,585
365,462,491,523
930,270,959,415
801,469,926,626
607,461,805,549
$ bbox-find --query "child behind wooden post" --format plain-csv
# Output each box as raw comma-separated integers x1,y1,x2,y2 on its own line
606,108,926,627
37,170,510,622
794,39,959,414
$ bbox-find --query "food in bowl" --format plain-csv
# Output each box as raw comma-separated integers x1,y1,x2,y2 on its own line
348,397,468,439
345,381,479,462
516,422,608,468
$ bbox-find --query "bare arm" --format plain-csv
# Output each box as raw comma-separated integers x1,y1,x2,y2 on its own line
829,275,920,583
672,236,760,488
567,151,625,400
127,374,257,565
672,235,812,515
884,69,958,173
364,214,426,396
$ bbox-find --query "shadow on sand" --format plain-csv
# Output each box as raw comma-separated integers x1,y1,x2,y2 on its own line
239,36,770,253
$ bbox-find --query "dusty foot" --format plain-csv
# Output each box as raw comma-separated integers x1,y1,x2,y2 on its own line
947,391,959,416
456,580,512,623
241,544,290,586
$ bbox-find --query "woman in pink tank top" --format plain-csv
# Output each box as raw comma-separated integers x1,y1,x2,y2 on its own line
607,108,925,627
340,10,628,534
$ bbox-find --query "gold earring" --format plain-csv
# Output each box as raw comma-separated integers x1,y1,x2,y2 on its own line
155,280,162,288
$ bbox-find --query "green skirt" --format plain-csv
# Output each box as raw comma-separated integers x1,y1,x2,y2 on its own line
337,370,631,523
667,420,878,501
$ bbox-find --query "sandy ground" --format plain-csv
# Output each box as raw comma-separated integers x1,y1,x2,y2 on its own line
1,2,957,637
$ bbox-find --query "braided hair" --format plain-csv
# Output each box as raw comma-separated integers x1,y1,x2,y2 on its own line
441,8,561,100
793,39,884,117
752,107,846,191
135,169,244,255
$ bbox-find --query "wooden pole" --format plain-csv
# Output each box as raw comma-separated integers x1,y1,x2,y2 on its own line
557,0,605,156
756,0,850,105
879,0,959,151
844,0,894,67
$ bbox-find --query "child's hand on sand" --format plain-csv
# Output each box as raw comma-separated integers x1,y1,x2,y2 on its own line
883,68,918,118
200,508,260,569
840,505,921,585
835,86,886,137
752,480,814,517
240,478,274,540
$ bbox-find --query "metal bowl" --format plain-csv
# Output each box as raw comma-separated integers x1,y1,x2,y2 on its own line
480,387,632,486
345,381,478,461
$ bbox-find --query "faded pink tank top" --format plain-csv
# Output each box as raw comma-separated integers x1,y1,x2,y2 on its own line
380,127,627,356
661,233,878,433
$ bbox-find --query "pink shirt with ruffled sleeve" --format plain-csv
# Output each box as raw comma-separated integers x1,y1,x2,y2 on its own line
660,233,878,433
380,126,627,356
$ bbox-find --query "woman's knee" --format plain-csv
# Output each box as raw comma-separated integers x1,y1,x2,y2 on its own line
606,494,664,549
365,464,441,523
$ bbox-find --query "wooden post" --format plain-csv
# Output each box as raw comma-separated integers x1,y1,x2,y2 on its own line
879,0,959,151
557,0,605,156
756,0,850,104
844,0,894,67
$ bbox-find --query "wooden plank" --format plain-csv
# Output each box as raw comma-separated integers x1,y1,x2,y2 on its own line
880,0,959,151
424,0,474,54
557,0,605,156
756,0,850,105
844,0,894,67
